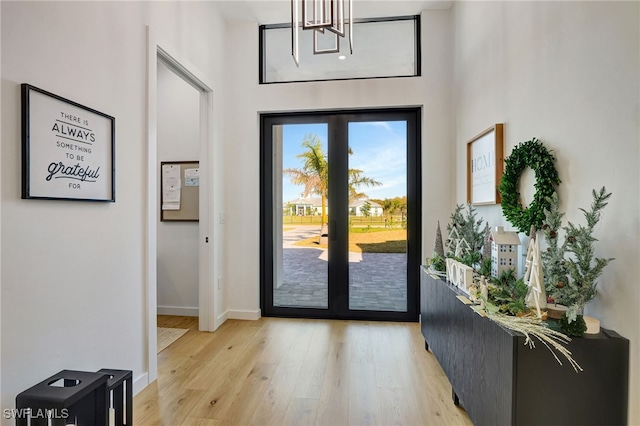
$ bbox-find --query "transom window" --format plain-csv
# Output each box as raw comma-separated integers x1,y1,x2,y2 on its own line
260,16,420,84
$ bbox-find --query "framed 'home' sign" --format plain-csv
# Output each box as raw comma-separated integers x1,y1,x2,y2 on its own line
466,123,504,205
21,84,115,202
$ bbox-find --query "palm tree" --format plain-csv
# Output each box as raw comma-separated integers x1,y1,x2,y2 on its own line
348,169,381,201
284,134,381,227
284,135,329,224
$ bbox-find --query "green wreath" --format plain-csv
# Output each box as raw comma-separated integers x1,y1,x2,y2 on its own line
498,138,561,233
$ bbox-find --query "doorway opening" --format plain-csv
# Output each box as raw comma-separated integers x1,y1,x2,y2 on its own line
146,27,215,385
156,60,200,319
260,108,421,321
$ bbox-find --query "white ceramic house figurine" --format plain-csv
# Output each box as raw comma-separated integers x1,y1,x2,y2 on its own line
491,226,521,278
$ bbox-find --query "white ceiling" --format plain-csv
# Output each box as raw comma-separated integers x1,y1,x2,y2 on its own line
215,0,452,25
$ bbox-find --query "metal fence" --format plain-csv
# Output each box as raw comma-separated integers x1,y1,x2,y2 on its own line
283,215,406,227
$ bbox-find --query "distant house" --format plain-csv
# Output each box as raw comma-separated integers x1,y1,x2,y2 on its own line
491,226,521,278
349,199,383,217
284,195,323,216
284,196,383,217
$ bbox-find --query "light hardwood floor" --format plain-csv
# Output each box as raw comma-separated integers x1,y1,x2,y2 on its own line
134,315,472,425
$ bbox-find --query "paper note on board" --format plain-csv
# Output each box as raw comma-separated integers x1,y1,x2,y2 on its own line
162,164,181,187
162,164,181,210
184,168,200,187
162,188,181,210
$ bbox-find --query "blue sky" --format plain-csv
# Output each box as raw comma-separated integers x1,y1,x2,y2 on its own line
281,121,407,202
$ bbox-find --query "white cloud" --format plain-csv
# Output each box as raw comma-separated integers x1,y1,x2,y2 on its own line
363,121,394,133
351,145,407,199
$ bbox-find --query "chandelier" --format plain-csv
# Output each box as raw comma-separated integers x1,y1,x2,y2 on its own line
291,0,354,66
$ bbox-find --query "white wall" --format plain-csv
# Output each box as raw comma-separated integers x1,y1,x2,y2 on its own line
0,0,3,406
452,2,640,423
221,9,455,319
0,1,227,420
156,60,200,316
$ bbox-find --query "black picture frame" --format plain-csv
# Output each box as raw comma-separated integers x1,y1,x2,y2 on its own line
21,84,115,202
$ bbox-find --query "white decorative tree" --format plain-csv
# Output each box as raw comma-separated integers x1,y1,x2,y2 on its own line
524,227,546,318
448,226,472,259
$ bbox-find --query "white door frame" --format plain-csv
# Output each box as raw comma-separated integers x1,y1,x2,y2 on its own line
145,25,215,384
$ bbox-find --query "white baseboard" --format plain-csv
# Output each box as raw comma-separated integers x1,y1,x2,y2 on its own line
157,305,199,316
216,310,229,328
133,372,150,395
225,309,261,321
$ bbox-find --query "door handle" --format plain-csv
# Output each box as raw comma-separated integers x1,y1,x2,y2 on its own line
329,220,337,241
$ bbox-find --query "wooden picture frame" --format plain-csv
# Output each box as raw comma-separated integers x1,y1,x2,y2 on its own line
21,84,115,202
466,123,504,205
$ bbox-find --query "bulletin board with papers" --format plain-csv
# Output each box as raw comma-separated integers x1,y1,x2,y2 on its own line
160,161,199,221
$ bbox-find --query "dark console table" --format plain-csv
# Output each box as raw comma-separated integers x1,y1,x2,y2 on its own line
420,266,629,425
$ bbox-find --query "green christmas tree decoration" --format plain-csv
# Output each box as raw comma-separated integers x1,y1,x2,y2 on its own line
434,220,445,259
541,193,569,300
542,188,614,323
562,187,614,322
445,204,486,259
445,205,464,258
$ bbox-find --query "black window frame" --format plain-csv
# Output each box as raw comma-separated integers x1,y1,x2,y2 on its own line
259,15,421,85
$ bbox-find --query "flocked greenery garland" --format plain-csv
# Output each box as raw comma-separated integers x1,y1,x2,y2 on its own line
498,138,561,233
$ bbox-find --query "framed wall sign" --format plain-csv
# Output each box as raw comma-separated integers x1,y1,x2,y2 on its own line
21,84,115,201
466,123,504,205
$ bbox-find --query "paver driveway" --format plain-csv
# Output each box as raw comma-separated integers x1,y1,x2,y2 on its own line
274,226,407,311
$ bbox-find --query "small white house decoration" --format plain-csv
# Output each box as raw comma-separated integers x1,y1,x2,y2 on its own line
491,226,521,277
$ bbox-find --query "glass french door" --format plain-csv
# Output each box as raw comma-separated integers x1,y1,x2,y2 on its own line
260,109,420,321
